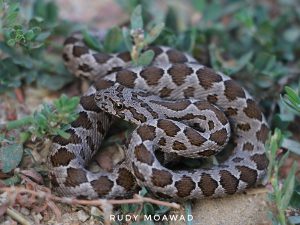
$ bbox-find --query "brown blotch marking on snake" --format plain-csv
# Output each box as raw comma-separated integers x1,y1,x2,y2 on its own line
237,123,251,131
116,168,136,191
157,119,180,137
256,124,269,142
151,169,173,187
62,53,69,62
94,79,114,90
207,94,218,104
198,150,216,157
140,103,159,118
195,102,227,125
232,157,243,163
208,120,215,130
219,170,239,195
137,125,156,141
179,113,206,121
53,129,81,145
134,144,154,165
78,63,93,72
64,36,79,45
86,136,95,152
224,80,246,101
175,176,196,198
146,46,163,57
172,141,187,151
198,173,218,197
71,111,92,129
159,87,173,98
92,53,112,64
50,147,76,167
73,46,89,57
80,95,102,112
251,154,269,170
236,166,258,188
184,127,206,146
116,70,137,88
183,87,195,98
132,163,145,181
209,128,228,146
243,142,254,151
243,99,263,121
140,66,164,86
166,49,188,63
158,137,166,146
129,108,147,122
90,176,114,197
167,64,193,86
65,168,88,187
152,99,190,111
225,107,238,116
116,52,131,62
196,67,222,89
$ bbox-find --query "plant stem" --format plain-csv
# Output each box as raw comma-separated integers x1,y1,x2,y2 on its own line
0,115,33,131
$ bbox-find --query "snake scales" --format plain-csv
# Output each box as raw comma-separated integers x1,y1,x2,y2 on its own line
47,32,269,200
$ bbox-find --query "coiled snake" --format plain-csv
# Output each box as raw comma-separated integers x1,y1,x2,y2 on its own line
47,32,269,200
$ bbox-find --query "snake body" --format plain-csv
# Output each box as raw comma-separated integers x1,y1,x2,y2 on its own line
47,33,269,200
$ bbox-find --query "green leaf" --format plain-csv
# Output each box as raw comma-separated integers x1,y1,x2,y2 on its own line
122,27,132,51
145,22,165,45
130,5,143,30
0,144,23,173
7,39,15,46
137,50,154,66
82,30,103,52
280,162,297,209
103,27,123,52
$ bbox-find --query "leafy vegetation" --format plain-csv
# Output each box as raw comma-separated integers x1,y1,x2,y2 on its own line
0,0,300,224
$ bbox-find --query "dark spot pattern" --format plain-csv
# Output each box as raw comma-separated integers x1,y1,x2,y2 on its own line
91,176,114,197
134,144,154,165
71,111,92,129
172,141,187,150
183,87,195,98
137,125,156,141
251,154,269,170
50,148,76,167
157,120,180,137
151,169,173,187
243,142,254,151
159,87,173,97
207,94,218,104
80,95,102,112
117,52,131,62
198,173,218,197
132,163,145,181
168,64,193,86
65,168,88,187
152,99,190,111
140,67,164,86
196,67,222,89
166,49,188,63
73,46,89,57
116,168,136,191
116,70,137,88
224,80,245,101
237,123,251,131
210,128,228,146
93,53,112,64
175,176,196,198
129,108,147,122
256,124,269,142
236,166,257,188
219,170,239,195
53,129,81,145
243,99,262,121
184,127,207,146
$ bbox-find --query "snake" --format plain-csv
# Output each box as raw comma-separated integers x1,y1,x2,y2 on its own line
47,32,269,200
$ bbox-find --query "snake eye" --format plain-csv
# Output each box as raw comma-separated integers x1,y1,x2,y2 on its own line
115,102,123,110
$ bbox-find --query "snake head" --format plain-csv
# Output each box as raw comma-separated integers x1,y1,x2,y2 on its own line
95,85,126,117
